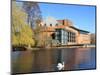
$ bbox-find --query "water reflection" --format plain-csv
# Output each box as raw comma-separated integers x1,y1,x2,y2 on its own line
11,48,96,74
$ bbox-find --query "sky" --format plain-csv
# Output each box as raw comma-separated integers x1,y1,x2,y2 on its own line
38,3,96,33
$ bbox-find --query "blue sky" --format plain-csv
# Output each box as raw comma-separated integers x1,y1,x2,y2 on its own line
38,3,96,33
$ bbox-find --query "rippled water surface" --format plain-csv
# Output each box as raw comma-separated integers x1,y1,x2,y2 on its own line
11,48,96,74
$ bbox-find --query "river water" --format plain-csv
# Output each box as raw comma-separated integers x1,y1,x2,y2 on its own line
11,47,96,74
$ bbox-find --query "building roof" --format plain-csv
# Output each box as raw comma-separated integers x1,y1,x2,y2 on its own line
69,26,89,33
41,16,89,34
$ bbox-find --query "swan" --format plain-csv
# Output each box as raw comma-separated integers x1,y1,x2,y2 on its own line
57,62,64,70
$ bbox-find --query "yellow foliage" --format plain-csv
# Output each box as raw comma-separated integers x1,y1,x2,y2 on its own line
12,1,35,47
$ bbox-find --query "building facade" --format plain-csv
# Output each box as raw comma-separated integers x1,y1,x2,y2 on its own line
40,17,91,46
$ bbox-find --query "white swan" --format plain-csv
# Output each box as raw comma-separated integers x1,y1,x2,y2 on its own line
57,62,64,70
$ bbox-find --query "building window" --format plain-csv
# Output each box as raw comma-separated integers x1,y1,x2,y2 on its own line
70,32,72,42
69,32,70,42
71,32,76,42
74,34,76,42
72,33,73,42
50,24,52,26
44,24,46,26
56,23,58,26
67,31,76,43
68,32,69,42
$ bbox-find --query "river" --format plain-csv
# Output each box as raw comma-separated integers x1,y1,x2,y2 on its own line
11,47,96,74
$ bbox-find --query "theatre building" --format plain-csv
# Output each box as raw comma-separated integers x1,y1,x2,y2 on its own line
39,17,91,46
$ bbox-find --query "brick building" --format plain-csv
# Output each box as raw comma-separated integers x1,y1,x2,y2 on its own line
39,17,91,46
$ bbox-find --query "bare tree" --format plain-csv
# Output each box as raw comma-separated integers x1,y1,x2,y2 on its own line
22,2,42,29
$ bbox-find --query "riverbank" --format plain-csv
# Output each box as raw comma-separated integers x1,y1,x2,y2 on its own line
26,44,96,51
12,44,96,51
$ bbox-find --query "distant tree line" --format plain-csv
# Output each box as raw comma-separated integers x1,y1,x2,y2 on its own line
90,33,96,44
